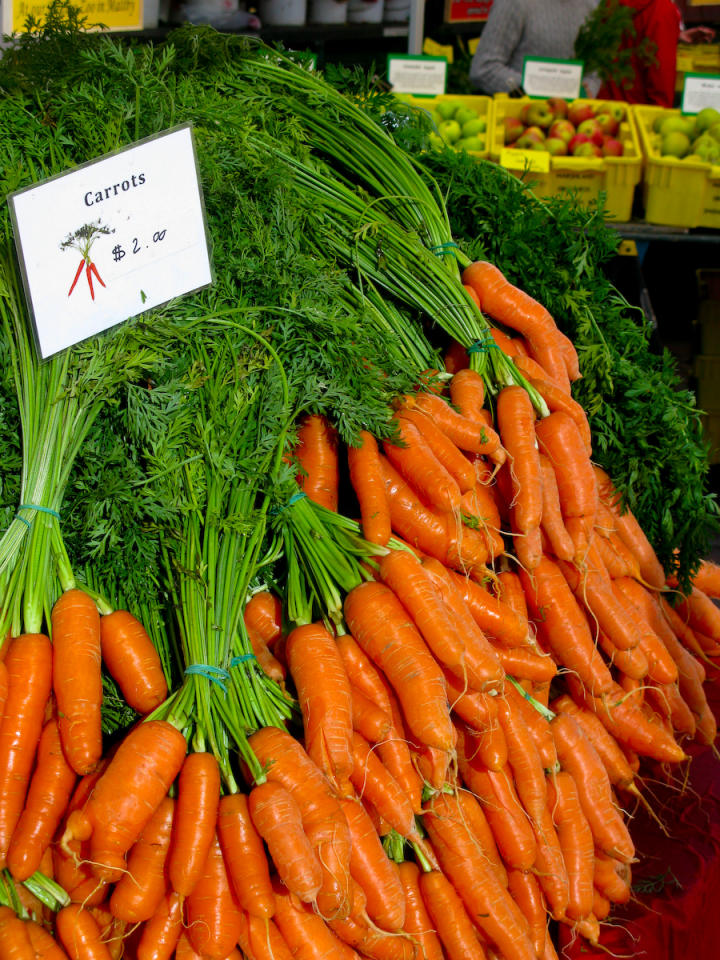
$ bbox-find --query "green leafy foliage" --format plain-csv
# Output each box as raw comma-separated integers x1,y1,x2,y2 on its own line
574,0,658,88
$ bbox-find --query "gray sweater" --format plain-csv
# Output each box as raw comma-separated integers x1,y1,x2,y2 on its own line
470,0,600,95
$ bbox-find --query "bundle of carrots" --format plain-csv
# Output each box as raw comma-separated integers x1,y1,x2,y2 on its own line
2,258,719,960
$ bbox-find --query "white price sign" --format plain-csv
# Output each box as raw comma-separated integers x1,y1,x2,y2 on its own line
387,55,448,96
8,124,212,359
522,58,584,100
682,73,720,115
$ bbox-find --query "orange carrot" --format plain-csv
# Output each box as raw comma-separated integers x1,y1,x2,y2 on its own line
25,919,71,960
136,890,184,960
237,911,294,960
349,731,419,840
0,633,53,869
55,905,112,960
249,725,353,921
340,796,406,931
53,767,111,908
109,795,174,923
690,559,720,599
328,878,415,959
51,589,103,775
404,391,504,462
593,851,632,905
217,792,274,920
455,706,507,772
398,861,444,960
0,662,8,720
271,879,358,960
7,716,76,881
168,751,220,897
344,580,454,753
384,416,463,513
551,695,635,791
546,772,594,921
449,787,509,888
535,413,597,559
528,378,592,453
675,585,720,642
186,834,243,959
496,386,542,535
503,683,556,771
0,906,34,960
418,870,488,960
348,430,392,546
63,719,187,882
489,325,529,359
519,558,613,695
243,590,283,649
506,869,547,958
448,570,528,647
249,780,323,904
351,685,392,743
99,609,167,715
538,453,575,562
377,695,425,817
449,368,487,424
399,409,477,494
295,413,339,512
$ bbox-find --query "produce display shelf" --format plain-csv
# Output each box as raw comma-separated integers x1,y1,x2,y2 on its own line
396,93,493,160
635,105,720,230
489,97,643,223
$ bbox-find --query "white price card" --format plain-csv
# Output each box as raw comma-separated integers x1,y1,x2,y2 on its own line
387,55,448,97
682,73,720,115
522,58,584,100
8,124,212,359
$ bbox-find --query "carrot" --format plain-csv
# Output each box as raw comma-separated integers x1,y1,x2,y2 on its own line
348,430,392,546
340,796,406,931
551,696,635,791
546,772,594,921
344,580,454,753
535,413,597,559
51,588,103,775
249,780,323,904
497,645,558,684
286,622,354,795
7,716,76,881
538,453,575,562
336,634,392,714
295,413,339,512
488,325,529,359
528,378,592,453
451,787,509,888
593,532,638,580
99,609,167,715
448,368,486,423
646,682,697,738
403,391,505,462
424,797,537,960
376,699,425,817
551,713,634,863
593,852,632,905
271,879,358,960
166,751,220,898
53,765,111,907
237,911,294,960
448,570,528,647
519,558,613,695
506,869,547,958
0,662,8,720
55,905,112,960
328,879,415,960
63,719,187,882
0,906,35,960
349,731,419,840
243,590,283,649
675,585,720,642
249,725,353,921
690,559,720,599
351,685,392,743
399,409,477,494
503,683,556,772
85,907,126,960
108,795,174,923
456,708,507,772
397,861,444,960
25,919,71,960
0,633,53,868
217,793,274,921
136,890,184,960
611,581,678,685
384,416,463,513
496,386,542,535
418,869,488,960
380,456,490,573
458,485,505,561
444,672,499,731
186,834,243,958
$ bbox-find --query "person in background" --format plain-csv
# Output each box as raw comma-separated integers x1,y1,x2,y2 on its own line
469,0,601,96
597,0,681,108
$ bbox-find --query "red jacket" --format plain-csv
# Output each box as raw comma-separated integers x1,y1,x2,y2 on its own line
598,0,681,107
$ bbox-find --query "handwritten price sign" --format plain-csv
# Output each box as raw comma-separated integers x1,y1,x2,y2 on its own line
8,124,212,359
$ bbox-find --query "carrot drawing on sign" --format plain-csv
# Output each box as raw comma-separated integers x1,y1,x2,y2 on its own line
61,220,114,301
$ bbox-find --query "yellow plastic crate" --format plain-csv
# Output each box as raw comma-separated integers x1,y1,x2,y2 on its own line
396,93,493,159
490,98,642,222
676,43,720,92
635,105,720,229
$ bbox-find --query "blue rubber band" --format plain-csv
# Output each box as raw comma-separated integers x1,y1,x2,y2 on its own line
288,491,307,507
16,516,31,529
430,241,459,257
230,654,257,667
467,335,501,355
16,503,61,524
184,663,229,692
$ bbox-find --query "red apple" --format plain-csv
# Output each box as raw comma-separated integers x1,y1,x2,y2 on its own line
503,116,525,144
577,118,605,147
573,141,603,158
567,101,596,127
601,137,624,157
568,133,591,154
547,97,569,119
595,111,619,137
597,102,626,123
545,137,568,156
515,129,546,150
522,99,555,129
548,119,576,145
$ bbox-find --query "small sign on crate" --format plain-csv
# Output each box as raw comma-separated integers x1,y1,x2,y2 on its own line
443,0,493,25
2,0,144,33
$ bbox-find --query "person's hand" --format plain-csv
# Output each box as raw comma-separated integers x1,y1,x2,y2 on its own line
679,26,716,45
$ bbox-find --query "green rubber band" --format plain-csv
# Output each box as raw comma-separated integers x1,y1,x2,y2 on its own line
430,241,460,257
467,336,501,354
184,664,229,692
17,503,61,520
230,654,257,667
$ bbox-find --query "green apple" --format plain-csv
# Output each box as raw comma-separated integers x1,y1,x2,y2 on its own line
438,119,462,144
695,136,720,163
430,110,444,129
455,107,478,126
427,132,446,151
457,136,484,152
462,117,486,137
707,121,720,144
661,131,691,158
694,106,720,135
435,100,459,121
522,99,555,129
659,115,695,138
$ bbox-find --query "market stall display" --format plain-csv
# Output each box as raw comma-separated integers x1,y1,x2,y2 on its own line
0,7,719,959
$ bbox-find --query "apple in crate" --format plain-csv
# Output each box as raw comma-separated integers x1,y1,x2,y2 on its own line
601,137,624,157
595,111,619,138
577,118,605,147
545,137,569,156
573,140,603,158
516,127,546,149
548,119,576,145
547,97,569,119
504,116,525,144
438,119,462,144
521,99,555,129
568,100,596,127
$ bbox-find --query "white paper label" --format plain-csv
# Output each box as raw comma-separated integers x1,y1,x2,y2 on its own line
388,57,447,96
522,58,583,100
8,124,212,359
682,74,720,115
